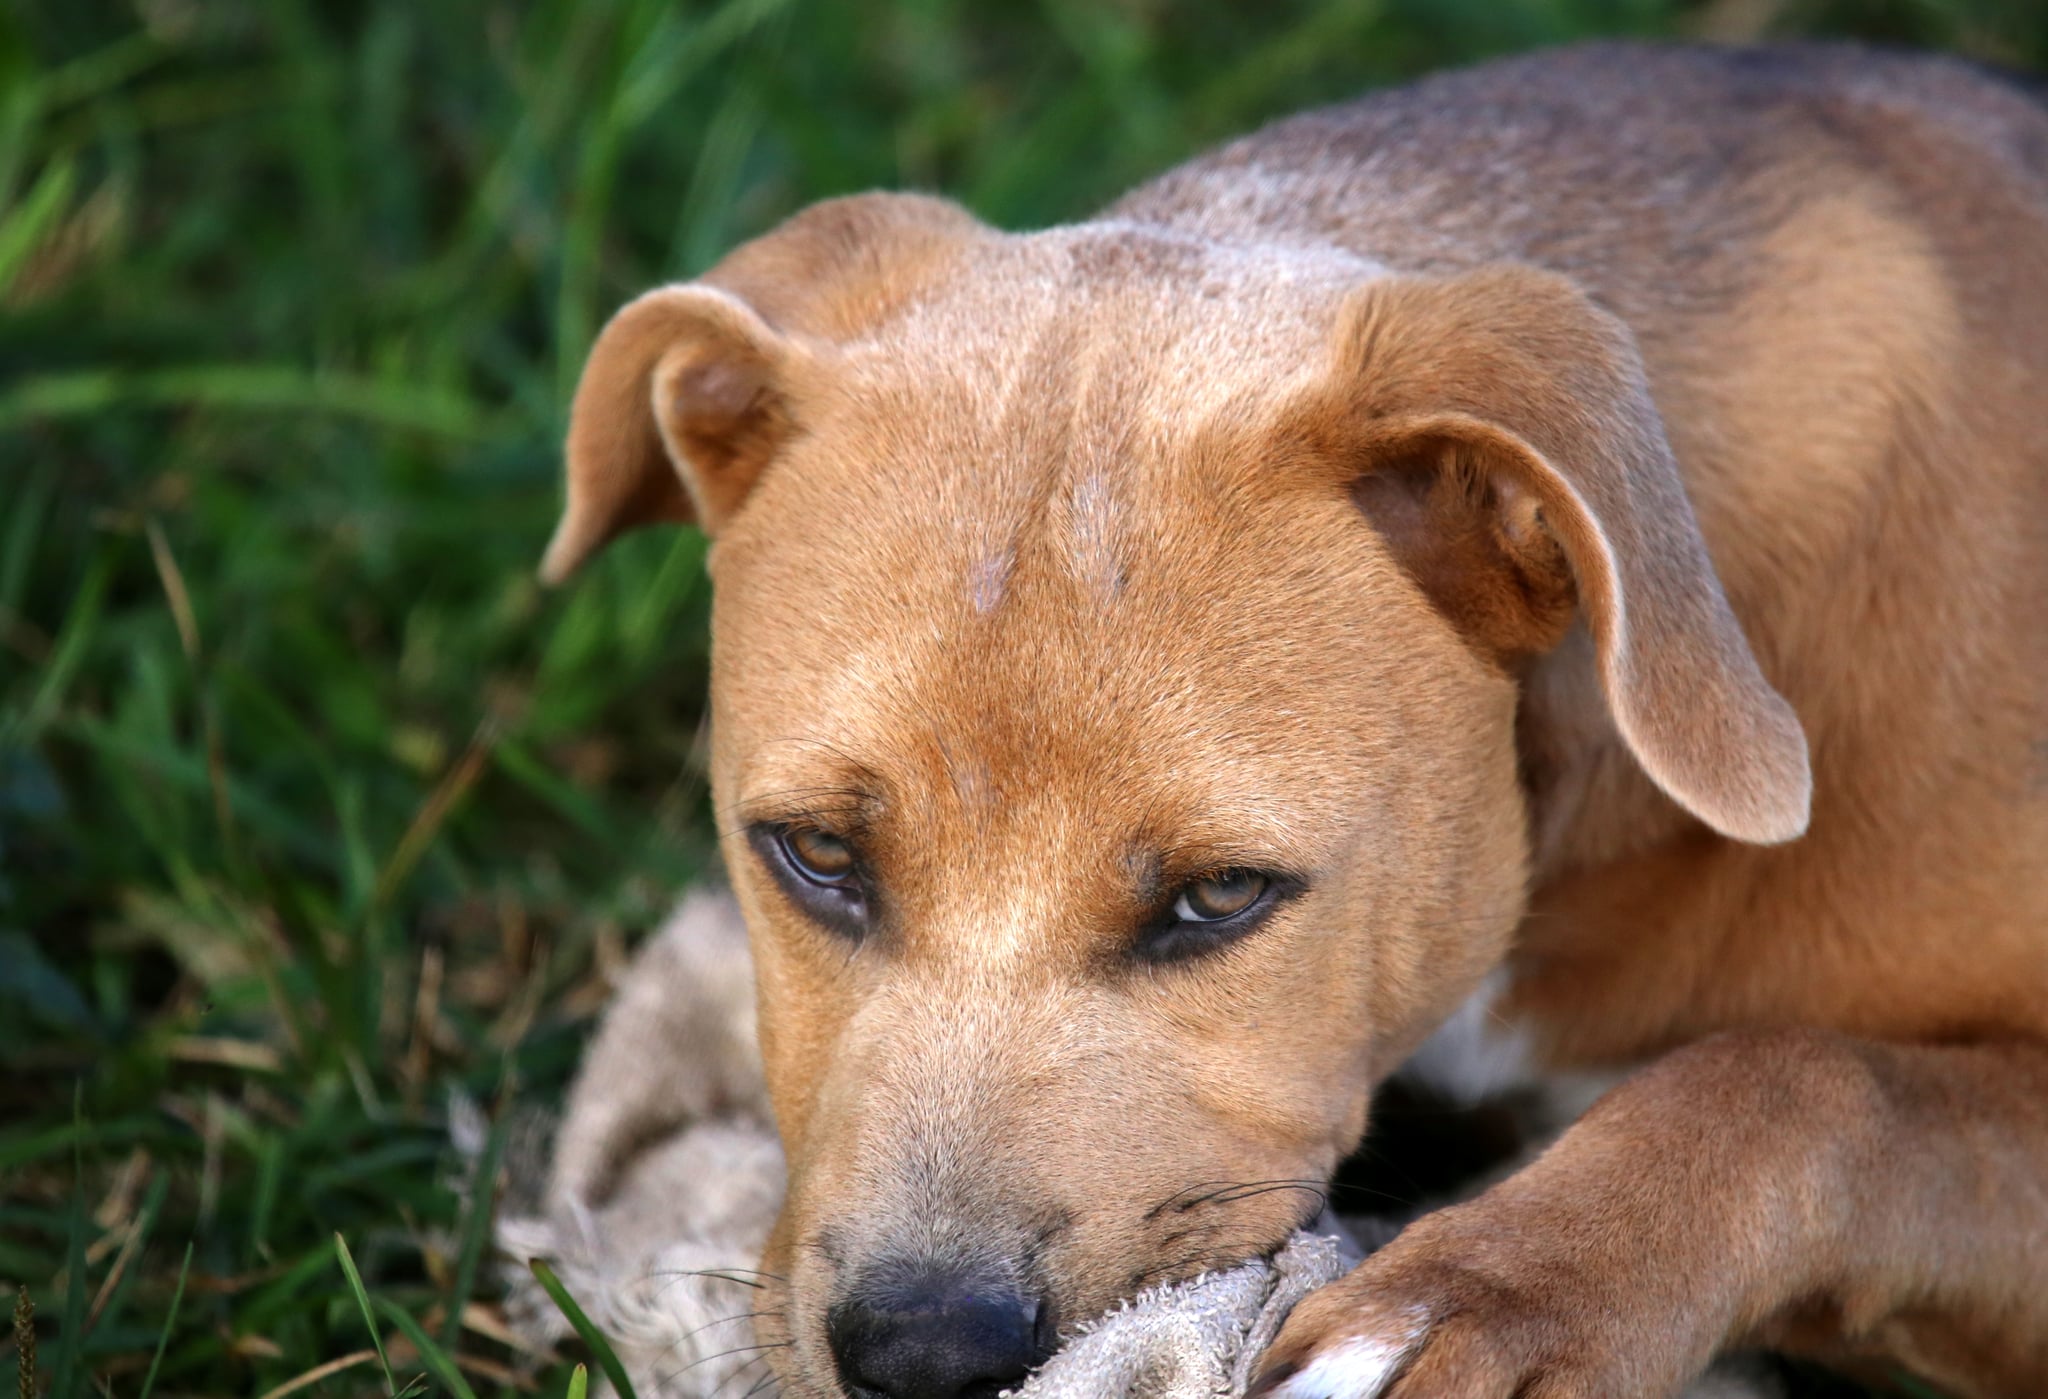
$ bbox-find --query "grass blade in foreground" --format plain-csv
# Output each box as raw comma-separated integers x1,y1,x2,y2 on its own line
529,1259,637,1399
371,1296,479,1399
136,1241,191,1399
332,1232,397,1397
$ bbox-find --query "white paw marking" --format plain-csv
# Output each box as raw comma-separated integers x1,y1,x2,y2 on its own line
1270,1313,1430,1398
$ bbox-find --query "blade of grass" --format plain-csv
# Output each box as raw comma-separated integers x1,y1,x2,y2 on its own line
370,1296,478,1399
528,1259,636,1399
229,1245,339,1338
0,459,54,622
135,1240,192,1399
491,739,624,845
331,1232,396,1397
0,155,75,298
247,1134,284,1262
33,29,169,111
82,1169,165,1336
0,1116,166,1174
57,714,334,866
0,365,494,438
566,1363,588,1399
439,1108,506,1353
254,1349,378,1399
11,548,112,743
49,1093,89,1399
372,712,501,912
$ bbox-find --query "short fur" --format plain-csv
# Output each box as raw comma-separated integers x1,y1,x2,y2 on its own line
547,42,2048,1399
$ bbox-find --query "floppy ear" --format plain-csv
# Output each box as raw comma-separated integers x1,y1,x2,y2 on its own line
1328,265,1811,845
540,192,984,581
541,285,803,581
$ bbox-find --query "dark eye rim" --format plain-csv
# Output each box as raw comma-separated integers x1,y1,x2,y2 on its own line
1133,869,1298,966
748,821,869,939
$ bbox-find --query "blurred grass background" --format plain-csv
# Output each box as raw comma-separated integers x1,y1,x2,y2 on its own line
0,0,2040,1394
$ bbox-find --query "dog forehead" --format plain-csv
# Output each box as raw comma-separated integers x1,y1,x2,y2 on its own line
707,223,1426,850
714,459,1407,874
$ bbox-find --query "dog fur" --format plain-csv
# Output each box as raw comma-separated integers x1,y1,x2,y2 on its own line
545,42,2048,1399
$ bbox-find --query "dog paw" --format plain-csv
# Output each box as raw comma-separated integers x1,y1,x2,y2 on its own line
1248,1211,1667,1399
1251,1305,1432,1398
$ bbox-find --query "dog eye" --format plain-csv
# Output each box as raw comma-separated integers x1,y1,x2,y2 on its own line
1172,869,1268,922
751,823,869,941
1135,868,1286,965
782,826,856,885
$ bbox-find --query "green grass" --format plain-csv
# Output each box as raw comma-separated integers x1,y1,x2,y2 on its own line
0,0,2040,1395
525,1261,635,1399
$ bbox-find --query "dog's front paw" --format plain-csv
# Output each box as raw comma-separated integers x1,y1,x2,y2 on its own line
1249,1208,1682,1399
1250,1292,1433,1399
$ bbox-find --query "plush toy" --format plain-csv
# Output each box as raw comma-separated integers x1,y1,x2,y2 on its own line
484,890,1789,1399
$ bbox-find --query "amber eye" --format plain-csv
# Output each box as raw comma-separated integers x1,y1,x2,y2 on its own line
782,827,856,885
1172,869,1269,922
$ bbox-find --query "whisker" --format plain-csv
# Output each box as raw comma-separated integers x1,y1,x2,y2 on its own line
1143,1179,1247,1219
649,1310,788,1363
1146,1177,1330,1218
644,1265,788,1291
1202,1181,1328,1210
708,1352,777,1399
659,1338,794,1389
1133,1171,1354,1293
1129,1226,1311,1291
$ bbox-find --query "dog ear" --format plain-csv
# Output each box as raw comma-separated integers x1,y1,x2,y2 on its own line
1329,265,1811,845
541,192,983,581
541,284,799,582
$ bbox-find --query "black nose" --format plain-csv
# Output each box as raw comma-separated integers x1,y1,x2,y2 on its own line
826,1269,1044,1399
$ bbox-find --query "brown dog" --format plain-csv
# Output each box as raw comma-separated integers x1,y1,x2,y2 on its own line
542,41,2048,1399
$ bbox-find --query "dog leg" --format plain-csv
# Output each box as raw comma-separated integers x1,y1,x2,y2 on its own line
1252,1029,2048,1398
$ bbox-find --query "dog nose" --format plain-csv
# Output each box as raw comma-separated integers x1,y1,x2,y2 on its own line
826,1270,1044,1399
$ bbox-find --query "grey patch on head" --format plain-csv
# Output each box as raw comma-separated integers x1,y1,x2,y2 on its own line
936,732,999,816
969,548,1012,614
951,756,996,814
1066,469,1128,602
1064,222,1213,285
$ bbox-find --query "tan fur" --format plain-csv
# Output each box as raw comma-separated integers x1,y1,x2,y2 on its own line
548,42,2048,1399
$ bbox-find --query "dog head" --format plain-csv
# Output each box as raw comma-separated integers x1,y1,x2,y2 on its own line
547,192,1809,1399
